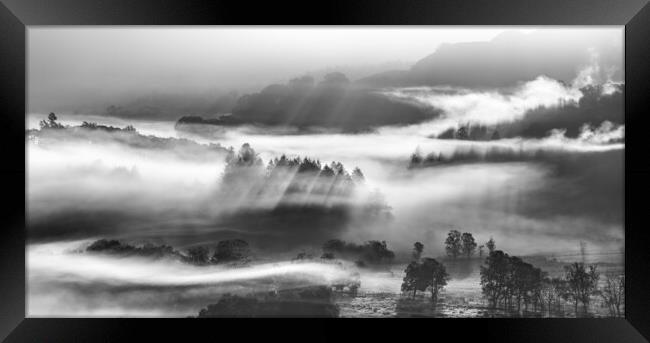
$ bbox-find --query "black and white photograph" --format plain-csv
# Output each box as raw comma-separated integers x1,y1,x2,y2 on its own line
26,27,624,318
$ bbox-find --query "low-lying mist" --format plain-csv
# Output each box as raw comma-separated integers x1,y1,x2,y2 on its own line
27,240,360,316
27,112,623,258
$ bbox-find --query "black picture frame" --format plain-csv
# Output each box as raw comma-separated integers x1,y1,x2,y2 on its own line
1,0,648,341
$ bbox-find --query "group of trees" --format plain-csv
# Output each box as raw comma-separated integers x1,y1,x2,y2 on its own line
186,239,252,265
267,155,365,183
86,239,177,259
80,120,137,133
38,113,137,133
219,143,390,216
38,112,65,129
408,146,543,169
479,249,618,316
437,123,501,141
30,114,231,162
222,143,366,197
431,84,623,142
444,230,490,259
225,144,364,184
480,250,545,312
86,238,252,266
321,239,395,266
401,242,450,304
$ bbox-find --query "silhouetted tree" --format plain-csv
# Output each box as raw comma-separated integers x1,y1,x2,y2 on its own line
298,157,322,173
401,257,449,302
564,262,599,316
478,245,485,258
421,258,449,303
81,121,97,129
480,249,547,312
480,250,511,308
320,165,336,178
220,143,266,194
351,167,365,183
227,143,263,168
461,232,477,258
445,230,462,259
412,242,424,261
401,261,422,298
486,237,496,253
40,112,64,129
410,148,423,167
362,240,395,264
508,256,544,312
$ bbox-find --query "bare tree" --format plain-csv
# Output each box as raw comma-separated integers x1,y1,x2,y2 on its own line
599,274,624,317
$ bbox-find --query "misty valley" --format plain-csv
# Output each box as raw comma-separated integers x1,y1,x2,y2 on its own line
26,28,624,318
27,92,623,317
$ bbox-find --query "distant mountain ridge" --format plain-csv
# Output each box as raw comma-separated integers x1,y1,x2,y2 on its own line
176,73,441,132
357,30,622,89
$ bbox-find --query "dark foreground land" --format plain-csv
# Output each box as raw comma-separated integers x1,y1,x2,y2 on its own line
192,258,623,318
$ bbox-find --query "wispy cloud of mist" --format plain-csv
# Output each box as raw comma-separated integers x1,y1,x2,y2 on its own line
383,76,583,127
28,240,358,316
27,59,624,252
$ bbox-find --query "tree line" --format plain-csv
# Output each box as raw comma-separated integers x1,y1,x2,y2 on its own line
436,123,500,141
86,238,252,266
219,143,391,215
396,231,623,317
224,143,365,186
38,112,136,132
30,113,231,161
480,248,624,317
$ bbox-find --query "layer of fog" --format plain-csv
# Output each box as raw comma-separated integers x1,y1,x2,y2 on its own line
27,240,359,316
27,66,624,257
28,112,623,256
380,53,623,136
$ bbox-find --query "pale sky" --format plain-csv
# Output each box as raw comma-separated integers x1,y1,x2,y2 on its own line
27,27,619,114
27,27,513,107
